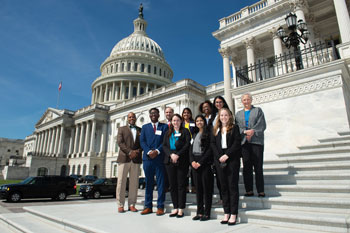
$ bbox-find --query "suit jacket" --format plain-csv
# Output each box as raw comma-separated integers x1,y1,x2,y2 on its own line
211,124,241,162
116,125,142,164
140,122,168,163
235,105,266,145
189,132,213,165
163,128,191,167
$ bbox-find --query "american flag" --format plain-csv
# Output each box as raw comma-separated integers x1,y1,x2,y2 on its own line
58,81,62,91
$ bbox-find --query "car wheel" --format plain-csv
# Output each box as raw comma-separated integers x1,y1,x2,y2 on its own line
57,191,67,201
9,192,21,202
93,190,101,199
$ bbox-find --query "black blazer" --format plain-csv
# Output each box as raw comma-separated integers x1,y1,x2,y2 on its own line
163,128,191,166
189,132,213,165
211,124,241,162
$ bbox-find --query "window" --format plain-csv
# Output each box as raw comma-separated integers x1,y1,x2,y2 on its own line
134,63,138,71
7,149,10,152
148,65,151,73
113,164,117,177
154,67,157,74
133,87,137,97
140,87,144,95
159,68,162,76
37,167,48,176
141,64,145,72
125,87,129,99
127,63,131,71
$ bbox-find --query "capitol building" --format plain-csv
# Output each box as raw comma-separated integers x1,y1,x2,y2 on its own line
5,0,350,180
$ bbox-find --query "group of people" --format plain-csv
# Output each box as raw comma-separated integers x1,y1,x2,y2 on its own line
115,93,266,226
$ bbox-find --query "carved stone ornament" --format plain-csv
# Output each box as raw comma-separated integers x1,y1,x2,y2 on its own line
219,47,232,58
235,76,343,108
242,37,256,49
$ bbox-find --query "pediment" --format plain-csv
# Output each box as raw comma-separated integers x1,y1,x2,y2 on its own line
36,108,63,127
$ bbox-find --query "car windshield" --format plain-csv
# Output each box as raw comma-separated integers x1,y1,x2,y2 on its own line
19,177,35,184
93,179,105,185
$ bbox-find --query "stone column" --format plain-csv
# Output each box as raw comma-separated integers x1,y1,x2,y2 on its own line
115,84,119,100
79,122,85,153
269,27,285,75
73,124,80,153
39,132,45,155
243,37,256,82
84,121,91,153
104,84,108,102
146,83,149,93
137,82,141,96
91,88,95,105
100,122,107,154
111,82,116,101
58,126,65,155
46,129,52,155
334,0,350,43
230,60,237,89
53,126,60,154
34,133,40,154
128,81,132,99
99,86,103,102
68,128,75,154
90,120,96,154
219,47,234,112
120,81,124,100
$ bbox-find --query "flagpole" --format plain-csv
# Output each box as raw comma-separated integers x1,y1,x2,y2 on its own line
57,81,62,109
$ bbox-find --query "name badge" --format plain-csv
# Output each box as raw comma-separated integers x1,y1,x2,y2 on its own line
190,138,194,145
190,123,195,127
174,133,181,137
155,130,162,135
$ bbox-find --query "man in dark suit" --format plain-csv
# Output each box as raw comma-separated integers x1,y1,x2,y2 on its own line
116,112,142,213
140,108,168,216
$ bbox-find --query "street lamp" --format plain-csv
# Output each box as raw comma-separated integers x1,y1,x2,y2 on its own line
277,12,310,70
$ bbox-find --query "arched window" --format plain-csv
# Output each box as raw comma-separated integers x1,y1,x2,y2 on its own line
148,65,151,73
83,164,87,176
154,66,157,74
60,165,67,176
141,64,145,72
77,165,81,175
72,165,76,174
37,167,48,176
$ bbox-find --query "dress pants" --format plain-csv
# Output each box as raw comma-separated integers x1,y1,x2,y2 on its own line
192,163,214,216
116,161,140,207
215,158,240,215
166,163,188,209
242,143,264,193
143,160,165,208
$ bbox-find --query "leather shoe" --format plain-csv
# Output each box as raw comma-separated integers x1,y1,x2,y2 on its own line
176,213,184,218
156,208,165,216
128,206,138,212
118,207,125,213
169,212,178,217
200,215,210,221
258,192,266,198
192,215,201,220
244,191,254,197
141,208,153,215
228,221,237,226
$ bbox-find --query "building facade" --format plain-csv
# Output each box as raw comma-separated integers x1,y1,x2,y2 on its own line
6,0,349,179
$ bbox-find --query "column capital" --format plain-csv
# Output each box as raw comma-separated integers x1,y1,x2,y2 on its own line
242,37,256,49
268,27,281,39
289,0,308,11
219,47,232,58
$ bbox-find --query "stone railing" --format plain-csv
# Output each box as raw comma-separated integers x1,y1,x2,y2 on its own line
219,0,282,29
75,103,109,115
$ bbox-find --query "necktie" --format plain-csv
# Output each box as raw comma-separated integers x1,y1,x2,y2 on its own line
153,124,156,133
168,122,171,128
130,125,136,129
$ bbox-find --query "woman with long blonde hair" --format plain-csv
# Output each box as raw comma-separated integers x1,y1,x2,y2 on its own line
211,108,241,226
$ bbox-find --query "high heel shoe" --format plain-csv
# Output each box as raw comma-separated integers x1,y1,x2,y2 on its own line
220,214,230,224
228,215,237,226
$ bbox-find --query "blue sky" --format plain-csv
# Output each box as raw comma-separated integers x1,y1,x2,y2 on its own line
0,0,257,139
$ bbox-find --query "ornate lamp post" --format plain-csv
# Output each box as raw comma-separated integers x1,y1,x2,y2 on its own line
277,12,310,70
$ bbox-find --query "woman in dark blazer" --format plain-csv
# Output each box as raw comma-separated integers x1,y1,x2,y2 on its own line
190,115,213,221
163,114,191,218
211,108,241,226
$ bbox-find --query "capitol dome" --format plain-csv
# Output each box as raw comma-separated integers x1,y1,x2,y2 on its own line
91,8,173,106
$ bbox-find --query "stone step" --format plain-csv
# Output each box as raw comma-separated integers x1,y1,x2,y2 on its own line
239,209,349,233
0,212,83,233
318,136,350,143
276,148,350,159
297,142,350,150
338,131,350,136
263,161,350,172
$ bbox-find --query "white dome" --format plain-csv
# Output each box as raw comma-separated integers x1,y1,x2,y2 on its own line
110,17,165,59
110,34,164,58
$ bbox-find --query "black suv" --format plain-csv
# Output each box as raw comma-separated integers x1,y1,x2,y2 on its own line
0,176,76,202
79,178,116,199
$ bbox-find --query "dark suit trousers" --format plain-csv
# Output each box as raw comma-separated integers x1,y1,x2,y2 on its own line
143,160,165,209
215,158,240,215
242,143,264,193
166,163,188,209
192,164,214,216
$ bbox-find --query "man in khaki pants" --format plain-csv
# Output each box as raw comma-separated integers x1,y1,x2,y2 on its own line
116,112,142,213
